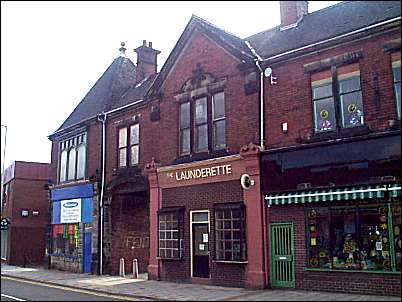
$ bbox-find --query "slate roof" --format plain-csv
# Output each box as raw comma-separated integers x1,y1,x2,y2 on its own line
246,1,401,60
53,56,138,135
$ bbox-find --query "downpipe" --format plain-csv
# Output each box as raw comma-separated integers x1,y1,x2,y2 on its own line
97,111,107,275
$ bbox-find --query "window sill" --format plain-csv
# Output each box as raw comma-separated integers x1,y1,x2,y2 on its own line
157,257,183,261
300,125,370,144
212,260,248,264
305,268,400,274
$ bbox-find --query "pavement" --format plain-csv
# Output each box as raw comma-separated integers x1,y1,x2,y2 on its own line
1,264,400,301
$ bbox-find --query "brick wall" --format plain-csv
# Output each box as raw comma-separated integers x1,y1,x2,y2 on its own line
108,192,149,275
268,204,401,296
160,180,246,287
157,31,259,166
264,31,400,149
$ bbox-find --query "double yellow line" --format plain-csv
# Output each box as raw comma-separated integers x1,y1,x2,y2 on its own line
2,276,144,301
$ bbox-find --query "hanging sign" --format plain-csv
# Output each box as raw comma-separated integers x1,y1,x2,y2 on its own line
60,199,81,223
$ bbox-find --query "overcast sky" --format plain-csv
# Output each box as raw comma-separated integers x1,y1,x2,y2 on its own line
1,1,340,170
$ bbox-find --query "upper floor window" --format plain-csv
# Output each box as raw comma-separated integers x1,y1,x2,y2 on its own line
59,133,86,183
392,52,401,120
312,64,364,133
179,92,226,155
118,124,139,168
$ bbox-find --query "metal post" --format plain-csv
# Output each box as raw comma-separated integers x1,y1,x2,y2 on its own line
1,124,7,213
119,258,125,277
132,259,138,279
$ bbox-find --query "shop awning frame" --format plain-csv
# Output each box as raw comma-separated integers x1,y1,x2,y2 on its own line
265,183,401,206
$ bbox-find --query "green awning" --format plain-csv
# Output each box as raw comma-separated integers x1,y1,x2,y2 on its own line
265,183,401,206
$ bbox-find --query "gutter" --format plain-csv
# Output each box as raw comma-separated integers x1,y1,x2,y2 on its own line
263,16,401,63
49,99,145,140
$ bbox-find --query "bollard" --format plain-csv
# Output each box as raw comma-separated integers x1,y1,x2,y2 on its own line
132,259,138,279
119,258,125,277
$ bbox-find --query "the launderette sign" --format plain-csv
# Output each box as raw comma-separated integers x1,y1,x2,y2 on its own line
157,155,246,189
175,164,232,181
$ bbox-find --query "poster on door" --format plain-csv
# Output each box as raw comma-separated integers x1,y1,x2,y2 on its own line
60,199,81,223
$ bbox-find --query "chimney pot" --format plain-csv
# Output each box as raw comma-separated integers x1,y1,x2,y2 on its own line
149,41,153,48
143,40,147,46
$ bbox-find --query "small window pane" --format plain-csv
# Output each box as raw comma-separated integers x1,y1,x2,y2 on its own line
196,124,208,151
130,124,139,145
76,144,86,179
119,148,127,167
312,84,333,99
339,77,360,94
192,212,208,222
195,98,207,125
213,120,225,150
393,67,401,83
180,102,190,130
119,128,127,148
340,91,364,128
59,150,68,182
181,129,190,154
313,97,336,133
130,145,139,166
213,92,225,119
395,82,401,119
67,148,76,180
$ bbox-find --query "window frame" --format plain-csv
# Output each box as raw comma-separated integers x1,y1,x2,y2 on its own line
311,65,365,135
157,207,184,260
58,133,87,183
391,53,401,120
117,123,140,169
178,91,226,156
213,203,247,263
305,202,401,273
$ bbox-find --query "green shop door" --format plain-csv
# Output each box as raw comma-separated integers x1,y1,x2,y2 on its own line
269,223,295,288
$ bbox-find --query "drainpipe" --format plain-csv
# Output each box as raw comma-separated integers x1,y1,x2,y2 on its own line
97,111,107,275
244,41,265,150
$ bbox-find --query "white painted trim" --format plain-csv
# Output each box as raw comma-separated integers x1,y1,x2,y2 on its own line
189,210,210,278
265,187,388,201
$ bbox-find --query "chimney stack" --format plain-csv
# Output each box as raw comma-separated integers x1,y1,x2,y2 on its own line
134,40,161,83
280,1,308,29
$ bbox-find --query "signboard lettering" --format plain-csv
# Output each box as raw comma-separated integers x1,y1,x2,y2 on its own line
175,164,232,181
60,198,81,223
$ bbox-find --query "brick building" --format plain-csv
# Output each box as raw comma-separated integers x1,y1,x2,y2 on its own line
1,161,50,266
47,0,401,296
246,0,401,296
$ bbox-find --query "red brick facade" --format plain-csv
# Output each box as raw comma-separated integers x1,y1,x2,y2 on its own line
1,162,50,266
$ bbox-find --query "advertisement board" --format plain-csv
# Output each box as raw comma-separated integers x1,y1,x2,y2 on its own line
60,199,81,223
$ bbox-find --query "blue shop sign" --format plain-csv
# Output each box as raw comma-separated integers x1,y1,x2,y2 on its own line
51,184,93,224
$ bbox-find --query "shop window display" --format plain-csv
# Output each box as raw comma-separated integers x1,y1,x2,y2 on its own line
52,224,80,256
306,204,400,271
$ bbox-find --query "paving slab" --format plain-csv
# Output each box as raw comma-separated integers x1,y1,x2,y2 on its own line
1,264,400,301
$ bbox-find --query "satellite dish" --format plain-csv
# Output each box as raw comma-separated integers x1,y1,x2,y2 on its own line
264,67,272,78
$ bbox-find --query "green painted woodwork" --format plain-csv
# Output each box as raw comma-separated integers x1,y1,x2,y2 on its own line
269,223,295,288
